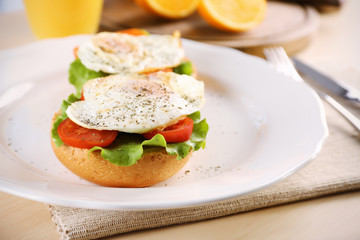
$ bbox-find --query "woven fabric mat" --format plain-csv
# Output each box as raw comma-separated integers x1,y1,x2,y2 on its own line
49,103,360,240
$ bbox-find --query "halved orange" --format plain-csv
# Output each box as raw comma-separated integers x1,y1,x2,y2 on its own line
198,0,267,32
135,0,200,19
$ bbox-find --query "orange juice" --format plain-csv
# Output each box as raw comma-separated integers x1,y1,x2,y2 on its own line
23,0,104,39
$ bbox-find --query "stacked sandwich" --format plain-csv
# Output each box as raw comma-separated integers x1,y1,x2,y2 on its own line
50,29,209,187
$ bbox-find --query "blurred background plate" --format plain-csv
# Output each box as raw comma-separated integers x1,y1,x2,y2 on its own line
100,0,319,56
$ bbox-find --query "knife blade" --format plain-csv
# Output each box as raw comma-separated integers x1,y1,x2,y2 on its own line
292,58,360,104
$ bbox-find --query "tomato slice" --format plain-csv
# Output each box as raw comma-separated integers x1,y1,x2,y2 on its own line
144,67,173,75
143,117,194,143
73,45,79,59
116,28,149,36
58,118,118,149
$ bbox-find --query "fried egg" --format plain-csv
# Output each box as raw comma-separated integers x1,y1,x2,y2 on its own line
66,72,205,133
77,31,185,74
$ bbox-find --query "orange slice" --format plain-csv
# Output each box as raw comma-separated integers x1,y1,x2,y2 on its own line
198,0,267,32
135,0,200,19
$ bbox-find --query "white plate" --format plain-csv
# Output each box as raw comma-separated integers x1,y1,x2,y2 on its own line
0,35,328,210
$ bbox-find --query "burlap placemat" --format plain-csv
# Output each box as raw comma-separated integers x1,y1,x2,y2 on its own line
49,103,360,240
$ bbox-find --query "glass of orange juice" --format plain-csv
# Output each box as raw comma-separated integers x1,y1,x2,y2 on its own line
23,0,104,39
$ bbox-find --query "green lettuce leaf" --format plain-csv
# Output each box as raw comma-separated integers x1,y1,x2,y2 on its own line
51,93,81,147
173,61,193,76
68,58,108,97
89,111,209,166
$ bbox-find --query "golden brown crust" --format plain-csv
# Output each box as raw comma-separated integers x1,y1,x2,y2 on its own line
51,113,191,187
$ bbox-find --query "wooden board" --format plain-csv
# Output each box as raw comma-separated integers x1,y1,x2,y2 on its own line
100,0,319,56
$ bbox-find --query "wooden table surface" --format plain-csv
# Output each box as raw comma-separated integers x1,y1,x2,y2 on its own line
1,1,360,239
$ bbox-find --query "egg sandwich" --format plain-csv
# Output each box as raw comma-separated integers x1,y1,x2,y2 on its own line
50,30,208,187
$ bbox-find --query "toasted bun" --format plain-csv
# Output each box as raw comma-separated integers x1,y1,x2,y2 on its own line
51,113,191,187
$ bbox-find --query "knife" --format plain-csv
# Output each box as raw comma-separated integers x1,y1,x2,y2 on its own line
292,58,360,105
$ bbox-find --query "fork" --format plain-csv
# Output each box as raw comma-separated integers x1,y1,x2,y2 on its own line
263,47,360,132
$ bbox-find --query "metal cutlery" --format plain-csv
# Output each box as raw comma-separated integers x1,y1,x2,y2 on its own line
292,58,360,105
263,47,360,133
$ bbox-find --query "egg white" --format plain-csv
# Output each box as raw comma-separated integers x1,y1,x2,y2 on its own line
66,72,205,133
77,32,185,74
